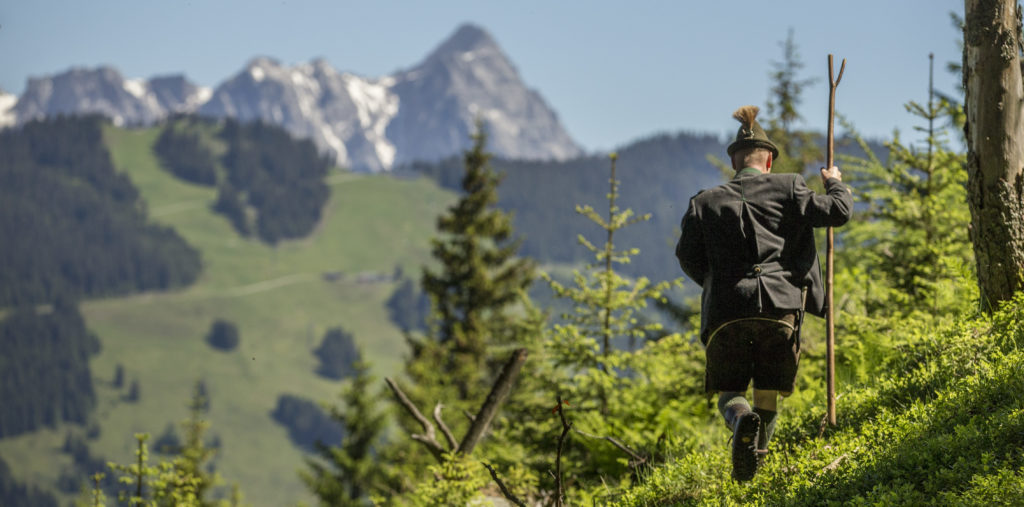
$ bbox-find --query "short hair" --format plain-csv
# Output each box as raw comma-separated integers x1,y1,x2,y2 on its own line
731,147,771,170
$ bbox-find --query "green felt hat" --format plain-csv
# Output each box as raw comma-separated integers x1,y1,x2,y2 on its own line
726,105,780,159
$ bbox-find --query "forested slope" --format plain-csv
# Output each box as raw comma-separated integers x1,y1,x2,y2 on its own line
0,116,201,306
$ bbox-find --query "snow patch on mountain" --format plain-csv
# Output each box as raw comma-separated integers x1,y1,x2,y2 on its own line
250,66,265,82
344,75,398,168
0,91,16,128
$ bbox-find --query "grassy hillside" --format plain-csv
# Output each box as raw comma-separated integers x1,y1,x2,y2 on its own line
0,125,455,506
614,296,1024,506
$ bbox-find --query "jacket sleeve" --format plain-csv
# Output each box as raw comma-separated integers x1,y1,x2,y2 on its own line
675,198,707,286
793,175,853,227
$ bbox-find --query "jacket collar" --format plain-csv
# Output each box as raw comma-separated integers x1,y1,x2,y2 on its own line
734,167,764,179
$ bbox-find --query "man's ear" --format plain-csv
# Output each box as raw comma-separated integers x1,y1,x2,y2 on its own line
766,152,773,171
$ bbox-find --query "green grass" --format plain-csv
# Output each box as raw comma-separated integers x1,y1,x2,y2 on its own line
0,125,455,506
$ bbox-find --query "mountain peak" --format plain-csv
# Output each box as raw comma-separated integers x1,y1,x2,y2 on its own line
426,23,501,62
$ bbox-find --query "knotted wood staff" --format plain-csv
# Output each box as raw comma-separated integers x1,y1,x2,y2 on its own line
826,54,845,427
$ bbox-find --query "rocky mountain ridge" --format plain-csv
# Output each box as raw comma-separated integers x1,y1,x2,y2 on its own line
1,24,581,172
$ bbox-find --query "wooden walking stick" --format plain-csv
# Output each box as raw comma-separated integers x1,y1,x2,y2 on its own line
826,54,845,427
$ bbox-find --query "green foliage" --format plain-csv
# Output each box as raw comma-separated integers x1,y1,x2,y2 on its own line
153,121,218,186
373,124,539,501
832,96,975,385
0,455,59,506
205,319,240,352
99,383,238,507
482,154,708,503
406,123,536,404
763,28,822,176
0,299,100,437
403,453,490,506
218,118,332,244
313,327,360,380
386,275,430,333
150,115,335,243
302,359,395,506
413,132,725,283
270,395,344,452
0,116,202,305
615,293,1024,506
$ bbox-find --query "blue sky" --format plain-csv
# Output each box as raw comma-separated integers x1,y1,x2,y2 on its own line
2,1,963,152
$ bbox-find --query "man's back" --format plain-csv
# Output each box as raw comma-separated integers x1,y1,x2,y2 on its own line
676,169,852,341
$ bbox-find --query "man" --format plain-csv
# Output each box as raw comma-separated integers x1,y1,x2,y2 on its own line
675,105,852,481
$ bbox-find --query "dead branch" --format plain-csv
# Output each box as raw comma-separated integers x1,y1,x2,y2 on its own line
457,348,529,456
384,377,445,461
817,453,849,477
482,462,528,507
555,394,572,507
573,428,647,467
433,403,458,451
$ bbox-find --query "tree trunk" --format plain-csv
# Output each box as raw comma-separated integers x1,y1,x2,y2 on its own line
964,0,1024,309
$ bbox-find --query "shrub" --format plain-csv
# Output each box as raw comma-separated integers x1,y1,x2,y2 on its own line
314,327,360,380
206,319,240,351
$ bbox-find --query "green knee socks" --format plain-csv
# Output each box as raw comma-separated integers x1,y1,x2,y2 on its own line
717,392,752,428
753,407,777,450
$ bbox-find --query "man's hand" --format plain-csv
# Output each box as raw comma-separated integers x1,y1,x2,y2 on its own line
820,166,842,181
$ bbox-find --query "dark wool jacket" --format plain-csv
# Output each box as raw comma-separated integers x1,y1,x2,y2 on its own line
675,168,853,343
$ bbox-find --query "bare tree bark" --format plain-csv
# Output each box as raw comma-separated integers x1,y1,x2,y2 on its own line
482,462,528,507
554,395,572,507
386,348,528,462
573,428,647,467
457,348,528,455
964,0,1024,308
384,377,445,461
433,403,458,451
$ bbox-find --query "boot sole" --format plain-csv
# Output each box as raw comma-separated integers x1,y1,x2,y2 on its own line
731,412,760,481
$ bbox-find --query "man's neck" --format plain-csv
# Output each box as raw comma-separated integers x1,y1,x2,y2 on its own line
735,167,765,178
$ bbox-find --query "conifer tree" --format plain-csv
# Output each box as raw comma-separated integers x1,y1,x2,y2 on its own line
102,383,233,507
506,154,703,490
176,381,218,505
302,360,393,506
837,74,973,318
763,28,822,175
408,122,536,403
707,30,820,177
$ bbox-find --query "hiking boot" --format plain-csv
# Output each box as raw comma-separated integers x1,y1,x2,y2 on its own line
731,411,760,481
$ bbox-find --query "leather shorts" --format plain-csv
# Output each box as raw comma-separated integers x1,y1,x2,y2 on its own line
703,311,800,393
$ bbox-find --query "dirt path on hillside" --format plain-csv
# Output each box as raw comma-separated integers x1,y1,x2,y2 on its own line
224,273,317,297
